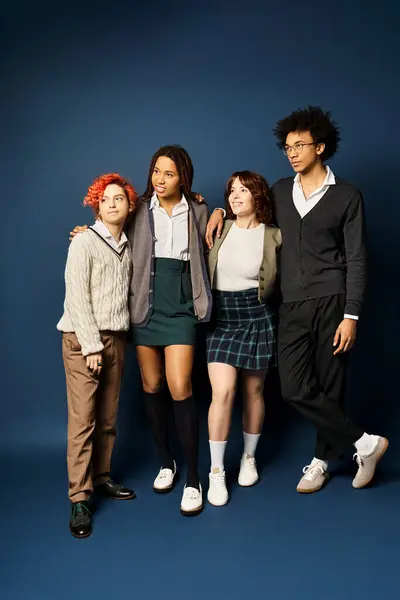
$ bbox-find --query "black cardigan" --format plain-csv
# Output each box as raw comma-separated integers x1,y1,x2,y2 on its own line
270,176,366,316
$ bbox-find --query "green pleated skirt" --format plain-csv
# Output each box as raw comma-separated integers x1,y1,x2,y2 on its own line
132,258,198,347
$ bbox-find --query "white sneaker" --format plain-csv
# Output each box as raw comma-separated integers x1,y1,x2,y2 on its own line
238,453,259,487
180,484,203,516
207,469,229,506
153,461,177,493
296,462,329,493
352,436,389,489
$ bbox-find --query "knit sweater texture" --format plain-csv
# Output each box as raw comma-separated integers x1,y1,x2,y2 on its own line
57,229,132,356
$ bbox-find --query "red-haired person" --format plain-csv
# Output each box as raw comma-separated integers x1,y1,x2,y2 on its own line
205,172,281,506
57,174,137,538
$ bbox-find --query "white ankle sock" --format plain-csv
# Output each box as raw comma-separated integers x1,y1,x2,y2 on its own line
209,440,227,472
311,457,328,470
243,432,261,457
354,433,379,456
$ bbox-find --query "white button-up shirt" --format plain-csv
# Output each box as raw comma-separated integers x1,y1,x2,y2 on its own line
292,166,336,218
149,192,189,260
292,166,357,321
92,220,127,252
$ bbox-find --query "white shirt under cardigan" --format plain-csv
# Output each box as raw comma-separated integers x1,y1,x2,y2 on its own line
214,166,357,320
292,166,357,321
149,192,189,260
215,222,265,291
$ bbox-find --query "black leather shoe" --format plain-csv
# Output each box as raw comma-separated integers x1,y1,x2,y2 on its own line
97,479,136,500
69,501,92,538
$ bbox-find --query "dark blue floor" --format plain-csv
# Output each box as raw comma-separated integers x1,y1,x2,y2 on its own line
1,391,398,600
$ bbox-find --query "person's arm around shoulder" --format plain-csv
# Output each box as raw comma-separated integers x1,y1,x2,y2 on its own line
205,206,226,249
69,225,89,241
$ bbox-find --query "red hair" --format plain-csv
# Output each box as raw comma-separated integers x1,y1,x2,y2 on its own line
225,171,273,225
83,173,138,217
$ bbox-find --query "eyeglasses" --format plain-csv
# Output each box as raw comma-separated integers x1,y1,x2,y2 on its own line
282,142,318,156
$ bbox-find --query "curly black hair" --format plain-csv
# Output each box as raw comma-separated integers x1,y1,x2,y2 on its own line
273,105,341,161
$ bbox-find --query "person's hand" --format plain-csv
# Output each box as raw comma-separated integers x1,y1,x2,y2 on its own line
205,210,224,249
333,319,357,355
194,193,205,203
69,225,88,241
86,352,103,375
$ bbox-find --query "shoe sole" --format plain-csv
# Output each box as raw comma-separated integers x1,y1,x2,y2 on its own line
296,473,330,494
180,504,203,517
108,492,136,500
69,527,92,539
207,495,229,507
153,476,177,494
353,438,389,489
238,476,259,488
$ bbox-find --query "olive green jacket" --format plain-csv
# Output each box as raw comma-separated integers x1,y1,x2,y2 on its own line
207,220,282,302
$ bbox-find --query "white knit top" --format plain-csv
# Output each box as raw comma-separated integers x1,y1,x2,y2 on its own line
57,228,132,356
214,222,265,291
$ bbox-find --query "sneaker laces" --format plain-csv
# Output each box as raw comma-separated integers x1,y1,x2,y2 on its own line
302,464,325,481
242,455,256,468
353,452,364,468
210,471,226,488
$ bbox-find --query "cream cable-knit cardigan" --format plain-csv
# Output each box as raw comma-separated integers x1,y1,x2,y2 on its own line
57,229,132,356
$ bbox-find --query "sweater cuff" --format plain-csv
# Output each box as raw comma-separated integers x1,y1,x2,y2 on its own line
344,301,361,318
80,340,105,357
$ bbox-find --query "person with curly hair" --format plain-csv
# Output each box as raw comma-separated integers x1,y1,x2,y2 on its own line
70,146,211,516
205,171,281,507
57,174,137,538
206,106,388,493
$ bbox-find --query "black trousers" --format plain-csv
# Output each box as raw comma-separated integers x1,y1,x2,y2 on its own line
278,294,363,461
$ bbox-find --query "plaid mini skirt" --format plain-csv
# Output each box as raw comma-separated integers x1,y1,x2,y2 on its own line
206,288,276,371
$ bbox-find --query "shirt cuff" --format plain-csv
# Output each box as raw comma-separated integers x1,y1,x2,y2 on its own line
344,314,359,321
213,208,226,218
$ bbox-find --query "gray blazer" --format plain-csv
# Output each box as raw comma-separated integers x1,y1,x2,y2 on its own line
127,198,212,326
208,220,282,303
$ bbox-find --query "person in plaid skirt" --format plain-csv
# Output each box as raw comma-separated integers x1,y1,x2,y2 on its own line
206,171,282,506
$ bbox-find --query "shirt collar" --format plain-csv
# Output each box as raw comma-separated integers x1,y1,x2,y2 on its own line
294,165,336,188
149,191,188,210
92,220,127,244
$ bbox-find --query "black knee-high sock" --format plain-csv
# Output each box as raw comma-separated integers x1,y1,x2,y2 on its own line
173,396,200,490
143,391,174,470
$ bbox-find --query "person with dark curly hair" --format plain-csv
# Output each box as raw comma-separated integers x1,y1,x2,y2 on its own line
206,106,388,493
205,171,281,506
58,174,137,538
71,146,211,516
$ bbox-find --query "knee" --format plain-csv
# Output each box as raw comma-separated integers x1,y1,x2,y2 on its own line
243,383,264,401
211,386,236,407
142,377,165,395
168,379,192,401
280,378,313,404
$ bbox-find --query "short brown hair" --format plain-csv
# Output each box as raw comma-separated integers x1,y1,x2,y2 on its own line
225,171,273,225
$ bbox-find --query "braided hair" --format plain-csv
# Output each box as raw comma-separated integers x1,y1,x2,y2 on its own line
141,145,199,203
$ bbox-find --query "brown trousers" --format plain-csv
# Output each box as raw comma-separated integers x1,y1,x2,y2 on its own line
62,331,126,502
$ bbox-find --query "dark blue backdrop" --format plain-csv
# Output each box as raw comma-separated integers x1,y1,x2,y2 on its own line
1,1,399,598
